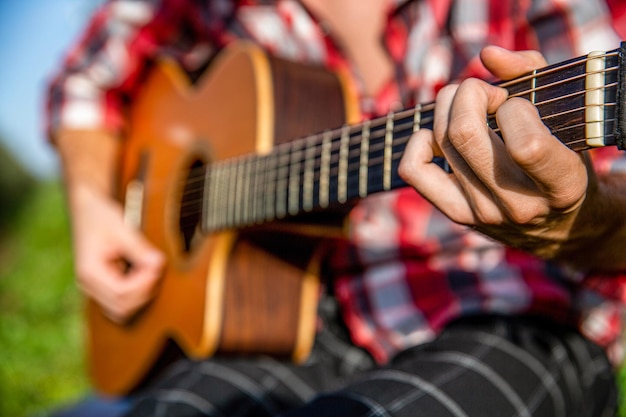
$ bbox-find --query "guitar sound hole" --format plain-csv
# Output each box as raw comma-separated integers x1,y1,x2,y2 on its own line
179,159,205,253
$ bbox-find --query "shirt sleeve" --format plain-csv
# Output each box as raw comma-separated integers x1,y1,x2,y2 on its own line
45,0,235,142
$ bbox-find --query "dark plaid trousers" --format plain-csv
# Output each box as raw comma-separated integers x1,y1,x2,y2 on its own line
125,303,617,417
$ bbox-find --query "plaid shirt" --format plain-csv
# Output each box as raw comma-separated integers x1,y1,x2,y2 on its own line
47,0,626,365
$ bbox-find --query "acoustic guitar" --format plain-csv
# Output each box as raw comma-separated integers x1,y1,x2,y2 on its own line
87,41,625,395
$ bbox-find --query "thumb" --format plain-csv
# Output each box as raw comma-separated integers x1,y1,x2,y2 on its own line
480,46,548,80
119,227,165,272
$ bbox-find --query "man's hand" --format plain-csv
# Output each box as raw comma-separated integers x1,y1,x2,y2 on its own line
70,184,164,322
56,129,164,323
398,46,609,265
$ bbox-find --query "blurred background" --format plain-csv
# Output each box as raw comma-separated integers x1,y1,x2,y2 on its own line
0,0,104,416
1,1,626,416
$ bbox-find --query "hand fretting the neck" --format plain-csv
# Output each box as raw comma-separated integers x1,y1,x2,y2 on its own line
301,0,394,97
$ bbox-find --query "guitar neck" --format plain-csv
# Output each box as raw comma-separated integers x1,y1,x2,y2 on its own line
199,44,625,232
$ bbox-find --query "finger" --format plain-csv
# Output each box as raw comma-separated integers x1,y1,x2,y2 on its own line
445,79,556,222
76,264,132,323
431,84,479,172
115,230,165,311
78,230,165,322
442,79,509,168
497,98,588,211
399,127,475,225
438,79,522,223
78,261,154,323
480,46,548,80
119,227,165,274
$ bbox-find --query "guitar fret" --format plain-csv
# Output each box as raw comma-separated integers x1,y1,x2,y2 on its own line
319,130,332,208
265,153,277,221
530,69,538,104
234,158,245,226
338,125,350,203
245,158,253,225
252,156,265,223
530,68,587,148
242,157,252,225
248,158,256,224
197,47,623,234
248,157,257,224
203,166,214,231
276,146,290,219
383,113,394,191
303,136,317,211
501,52,618,152
214,167,223,229
288,141,303,215
98,45,626,394
413,104,422,132
359,120,370,198
214,164,226,229
226,162,237,228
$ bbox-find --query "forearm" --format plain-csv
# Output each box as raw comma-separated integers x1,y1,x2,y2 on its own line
52,128,164,322
54,128,122,209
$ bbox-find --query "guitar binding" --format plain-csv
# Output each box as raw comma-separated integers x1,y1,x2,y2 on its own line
616,41,626,150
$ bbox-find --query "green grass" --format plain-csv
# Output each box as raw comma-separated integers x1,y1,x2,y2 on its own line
622,370,626,417
0,180,89,417
0,178,625,416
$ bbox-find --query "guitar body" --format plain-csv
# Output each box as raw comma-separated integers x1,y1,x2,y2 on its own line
87,42,360,395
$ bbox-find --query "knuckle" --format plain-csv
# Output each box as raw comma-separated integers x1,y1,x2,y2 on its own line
447,208,473,226
398,157,416,183
504,201,547,226
447,117,484,150
110,282,138,306
474,209,500,226
107,305,132,323
109,293,137,321
470,199,505,226
502,96,536,112
117,305,135,321
561,188,586,210
459,77,484,91
510,134,547,167
110,286,128,305
107,308,125,323
438,83,459,98
507,208,538,226
456,78,492,103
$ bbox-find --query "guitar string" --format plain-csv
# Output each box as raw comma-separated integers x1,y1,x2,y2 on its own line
181,106,619,225
175,51,621,196
187,64,619,191
497,50,619,89
168,54,620,224
182,117,619,230
190,72,611,228
178,58,618,192
180,89,616,211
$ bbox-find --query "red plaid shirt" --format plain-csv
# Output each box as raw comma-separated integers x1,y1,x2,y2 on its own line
47,0,626,365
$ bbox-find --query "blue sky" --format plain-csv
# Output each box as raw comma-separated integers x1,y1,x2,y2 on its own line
0,0,102,178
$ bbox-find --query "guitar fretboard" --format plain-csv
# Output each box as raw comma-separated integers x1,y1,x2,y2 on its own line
185,47,623,233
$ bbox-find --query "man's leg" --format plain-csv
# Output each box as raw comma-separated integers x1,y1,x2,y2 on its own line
125,298,375,417
287,316,617,417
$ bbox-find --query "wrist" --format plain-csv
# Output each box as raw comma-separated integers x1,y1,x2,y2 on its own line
553,174,626,270
55,128,121,198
